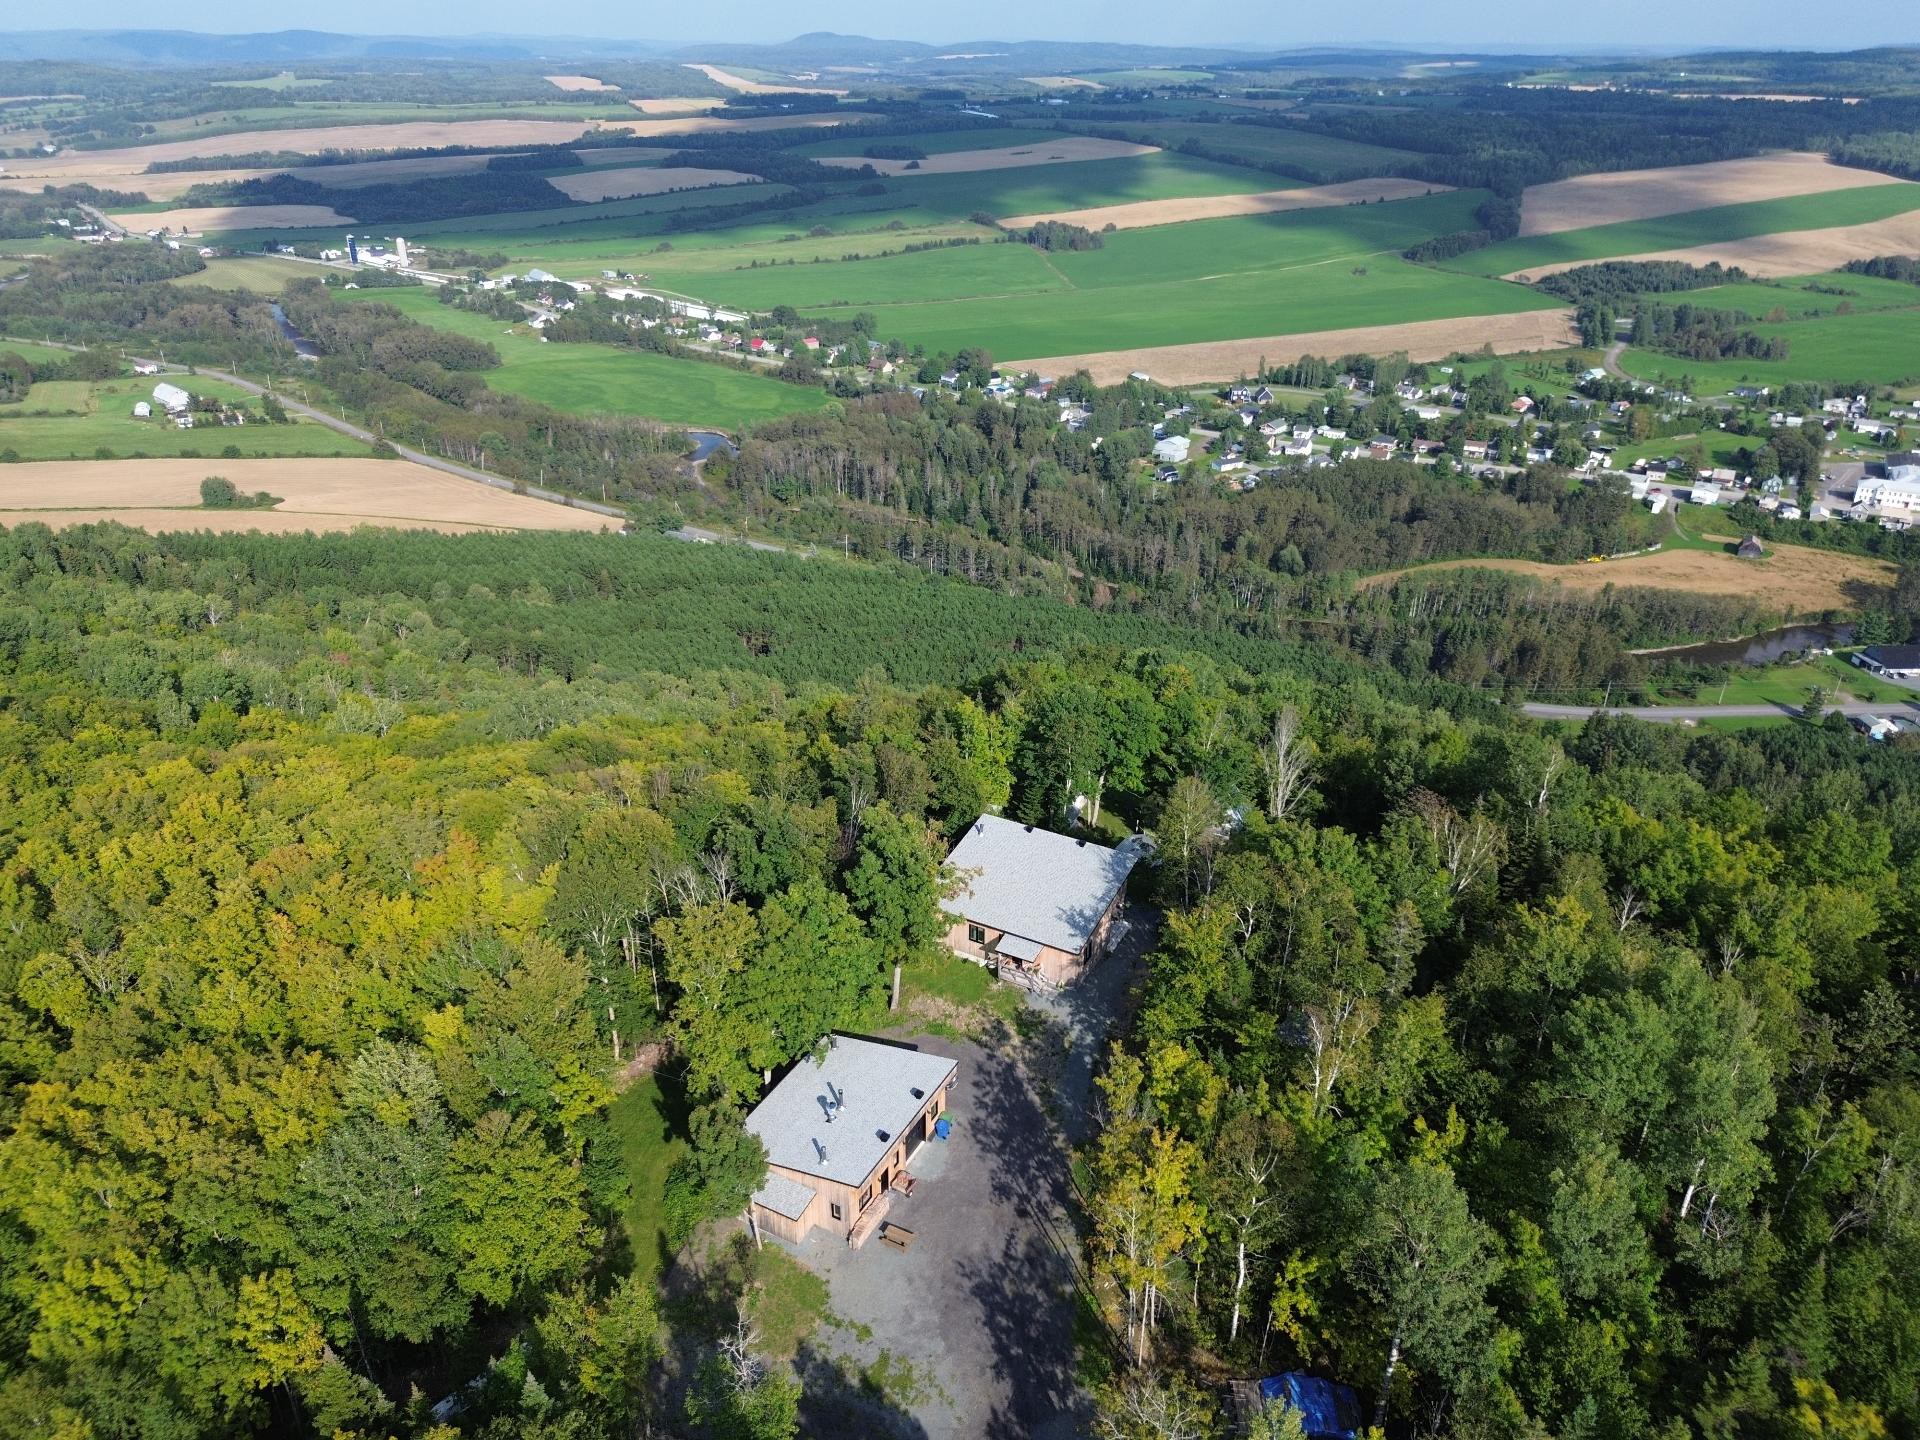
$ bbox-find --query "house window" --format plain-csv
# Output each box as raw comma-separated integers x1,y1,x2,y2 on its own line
967,924,986,945
830,1202,842,1222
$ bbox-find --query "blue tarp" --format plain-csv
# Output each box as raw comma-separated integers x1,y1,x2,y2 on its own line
1257,1373,1362,1440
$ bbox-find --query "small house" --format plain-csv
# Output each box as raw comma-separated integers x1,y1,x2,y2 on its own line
744,1035,957,1247
943,815,1145,989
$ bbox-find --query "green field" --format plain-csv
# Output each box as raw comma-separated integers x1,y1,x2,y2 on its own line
0,374,370,461
1616,303,1920,390
606,1075,686,1282
170,255,330,294
336,288,832,429
1452,184,1920,277
793,126,1070,158
1636,270,1920,319
1083,69,1218,85
727,192,1566,357
1068,119,1421,181
1606,428,1758,469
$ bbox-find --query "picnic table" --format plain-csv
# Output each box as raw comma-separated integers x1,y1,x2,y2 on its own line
878,1223,916,1251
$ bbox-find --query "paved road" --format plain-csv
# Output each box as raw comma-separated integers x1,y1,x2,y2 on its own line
665,524,806,555
1524,698,1917,722
2,334,629,523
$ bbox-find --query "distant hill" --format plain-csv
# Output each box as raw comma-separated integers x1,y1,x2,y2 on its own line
0,29,669,64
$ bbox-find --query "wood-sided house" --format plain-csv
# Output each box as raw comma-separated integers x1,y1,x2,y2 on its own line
745,1035,958,1247
941,814,1146,989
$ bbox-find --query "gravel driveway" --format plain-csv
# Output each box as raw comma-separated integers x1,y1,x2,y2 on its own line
780,906,1152,1439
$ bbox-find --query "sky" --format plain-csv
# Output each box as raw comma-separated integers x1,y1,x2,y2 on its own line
12,0,1919,49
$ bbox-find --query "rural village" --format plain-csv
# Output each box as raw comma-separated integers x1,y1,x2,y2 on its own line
1,22,1919,1440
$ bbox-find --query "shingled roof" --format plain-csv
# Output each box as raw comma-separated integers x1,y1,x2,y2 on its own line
943,814,1144,954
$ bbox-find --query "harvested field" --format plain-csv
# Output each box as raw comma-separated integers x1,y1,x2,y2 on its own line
1006,309,1580,386
1363,540,1893,611
682,63,845,96
546,74,616,91
3,120,596,182
290,153,498,187
1518,152,1902,235
0,459,615,535
550,165,760,202
0,167,280,202
627,97,724,115
819,136,1158,178
1506,208,1920,280
111,204,354,232
603,111,870,139
1004,177,1452,231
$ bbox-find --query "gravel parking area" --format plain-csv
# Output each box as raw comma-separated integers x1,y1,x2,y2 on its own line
779,906,1153,1439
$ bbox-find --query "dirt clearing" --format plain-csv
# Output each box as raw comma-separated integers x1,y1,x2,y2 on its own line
1365,542,1893,611
682,63,846,96
1004,176,1452,230
111,204,353,232
0,459,615,535
546,74,616,91
1024,75,1106,89
551,165,761,201
1518,153,1906,236
1506,208,1920,280
819,136,1157,178
1007,310,1581,386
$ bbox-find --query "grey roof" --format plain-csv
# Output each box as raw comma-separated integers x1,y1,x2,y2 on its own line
1863,643,1920,668
753,1173,816,1221
995,932,1045,963
944,814,1143,954
745,1035,956,1190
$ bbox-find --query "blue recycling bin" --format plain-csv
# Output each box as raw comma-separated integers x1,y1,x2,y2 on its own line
934,1117,952,1140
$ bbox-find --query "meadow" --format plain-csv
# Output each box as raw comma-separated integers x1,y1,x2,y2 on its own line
728,192,1566,358
1639,270,1920,318
1452,183,1920,277
1614,303,1920,390
0,381,371,462
335,288,832,429
1068,119,1423,181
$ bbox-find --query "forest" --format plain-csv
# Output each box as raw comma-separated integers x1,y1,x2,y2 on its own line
0,522,1911,1440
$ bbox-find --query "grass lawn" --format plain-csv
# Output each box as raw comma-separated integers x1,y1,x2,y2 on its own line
1451,184,1920,278
1650,653,1909,707
170,255,330,294
334,287,833,430
605,1073,687,1282
0,375,368,460
1608,428,1757,469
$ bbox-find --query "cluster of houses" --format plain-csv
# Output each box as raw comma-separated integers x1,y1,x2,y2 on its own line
131,381,247,431
744,813,1146,1250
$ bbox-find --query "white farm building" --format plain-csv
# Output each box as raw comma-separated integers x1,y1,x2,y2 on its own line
151,382,191,414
